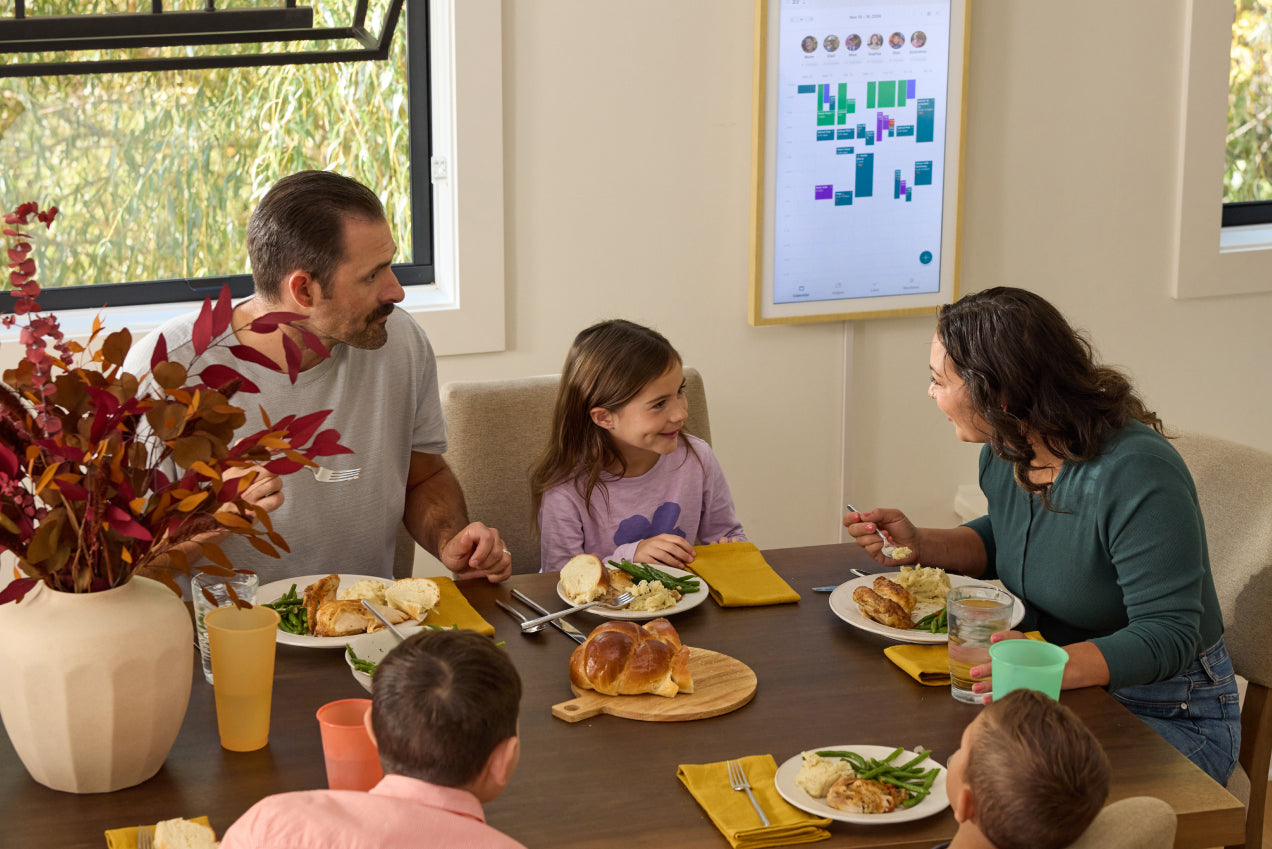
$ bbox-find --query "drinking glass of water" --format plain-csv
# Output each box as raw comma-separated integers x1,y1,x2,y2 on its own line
193,570,260,684
946,584,1014,703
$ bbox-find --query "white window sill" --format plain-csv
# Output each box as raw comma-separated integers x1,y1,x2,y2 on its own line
1220,222,1272,254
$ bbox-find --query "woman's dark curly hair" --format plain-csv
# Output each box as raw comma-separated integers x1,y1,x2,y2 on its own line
936,287,1163,506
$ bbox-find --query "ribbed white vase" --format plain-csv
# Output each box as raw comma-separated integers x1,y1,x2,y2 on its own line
0,575,193,793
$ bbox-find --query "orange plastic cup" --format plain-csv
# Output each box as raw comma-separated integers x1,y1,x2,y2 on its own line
205,605,280,752
316,698,383,791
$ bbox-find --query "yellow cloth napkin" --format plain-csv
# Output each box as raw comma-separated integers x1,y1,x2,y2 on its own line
678,755,832,849
686,542,800,607
421,576,495,636
884,631,1046,686
104,816,213,849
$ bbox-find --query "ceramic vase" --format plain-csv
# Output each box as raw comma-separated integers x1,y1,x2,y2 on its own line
0,576,193,793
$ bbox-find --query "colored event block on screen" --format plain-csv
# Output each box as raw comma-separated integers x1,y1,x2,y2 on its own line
814,185,834,200
897,125,915,137
907,79,916,99
915,161,934,185
818,113,834,126
917,98,935,143
817,129,835,141
798,84,816,94
855,153,874,198
866,130,875,145
837,128,854,140
867,81,876,109
834,191,853,206
878,80,896,108
897,80,907,107
836,147,855,155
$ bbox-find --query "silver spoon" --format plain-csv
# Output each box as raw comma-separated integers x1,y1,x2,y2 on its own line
495,599,548,634
845,503,898,557
360,599,408,642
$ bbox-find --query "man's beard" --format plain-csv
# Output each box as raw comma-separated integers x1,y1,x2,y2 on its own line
323,304,394,351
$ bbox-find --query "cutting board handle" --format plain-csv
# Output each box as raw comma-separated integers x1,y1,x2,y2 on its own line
552,697,603,723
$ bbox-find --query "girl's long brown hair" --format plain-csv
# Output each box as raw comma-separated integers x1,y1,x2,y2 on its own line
530,320,689,528
936,287,1163,506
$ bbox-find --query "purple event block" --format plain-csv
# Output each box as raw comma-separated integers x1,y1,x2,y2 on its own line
815,184,834,200
900,180,907,194
907,79,916,99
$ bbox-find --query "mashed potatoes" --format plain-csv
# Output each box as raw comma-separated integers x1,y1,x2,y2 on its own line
624,579,679,612
338,579,388,605
795,751,857,798
894,566,950,608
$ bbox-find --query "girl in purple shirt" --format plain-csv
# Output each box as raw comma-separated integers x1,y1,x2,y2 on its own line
531,320,746,573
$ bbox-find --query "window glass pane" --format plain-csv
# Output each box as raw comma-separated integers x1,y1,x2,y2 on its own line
0,0,413,293
1227,0,1272,204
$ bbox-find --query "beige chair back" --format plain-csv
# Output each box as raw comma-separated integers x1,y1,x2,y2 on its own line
1066,796,1176,849
437,368,711,574
1172,430,1272,849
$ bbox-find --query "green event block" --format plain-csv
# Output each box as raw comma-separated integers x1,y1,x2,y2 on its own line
878,80,896,109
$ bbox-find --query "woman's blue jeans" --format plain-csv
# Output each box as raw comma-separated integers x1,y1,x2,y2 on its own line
1112,637,1242,786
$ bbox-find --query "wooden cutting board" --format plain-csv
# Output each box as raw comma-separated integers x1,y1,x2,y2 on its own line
551,647,757,723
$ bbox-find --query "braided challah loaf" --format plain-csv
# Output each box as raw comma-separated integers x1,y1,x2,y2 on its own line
568,618,694,698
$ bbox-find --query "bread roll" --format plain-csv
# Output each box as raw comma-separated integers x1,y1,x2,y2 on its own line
559,554,610,604
385,577,440,620
154,818,218,849
568,618,693,698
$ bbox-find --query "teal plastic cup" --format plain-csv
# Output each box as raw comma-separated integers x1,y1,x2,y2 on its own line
990,639,1069,700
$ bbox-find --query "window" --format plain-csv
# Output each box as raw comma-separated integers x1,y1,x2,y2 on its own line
1224,0,1272,226
0,0,431,313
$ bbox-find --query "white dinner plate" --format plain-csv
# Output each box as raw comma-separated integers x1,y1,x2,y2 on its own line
829,573,1024,645
555,564,710,620
258,573,426,648
774,744,948,825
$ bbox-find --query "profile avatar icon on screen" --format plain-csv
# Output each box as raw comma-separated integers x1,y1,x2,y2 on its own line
823,34,839,52
867,33,883,49
845,33,862,51
889,32,905,49
801,35,817,53
911,30,927,48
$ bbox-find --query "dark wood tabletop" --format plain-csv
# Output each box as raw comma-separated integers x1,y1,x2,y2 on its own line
0,543,1245,849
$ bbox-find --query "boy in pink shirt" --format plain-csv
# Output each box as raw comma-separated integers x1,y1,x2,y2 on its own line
221,630,525,849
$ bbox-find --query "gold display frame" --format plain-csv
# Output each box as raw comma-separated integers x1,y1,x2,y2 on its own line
748,0,971,325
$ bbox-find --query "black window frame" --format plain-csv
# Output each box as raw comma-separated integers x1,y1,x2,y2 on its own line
5,2,433,315
1222,200,1272,228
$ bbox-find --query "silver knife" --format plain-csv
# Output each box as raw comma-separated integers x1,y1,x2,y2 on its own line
510,589,586,644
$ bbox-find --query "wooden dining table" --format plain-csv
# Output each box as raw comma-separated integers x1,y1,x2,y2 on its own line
0,543,1245,848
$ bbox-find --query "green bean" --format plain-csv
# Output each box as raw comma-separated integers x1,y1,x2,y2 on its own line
814,748,940,809
345,645,378,675
608,559,701,593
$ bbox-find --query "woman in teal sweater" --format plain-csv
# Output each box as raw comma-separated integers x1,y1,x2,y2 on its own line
848,287,1239,785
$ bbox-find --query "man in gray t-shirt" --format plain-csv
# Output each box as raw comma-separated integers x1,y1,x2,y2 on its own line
123,171,511,585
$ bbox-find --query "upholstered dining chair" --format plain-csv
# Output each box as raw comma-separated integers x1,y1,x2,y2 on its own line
435,368,712,575
1172,430,1272,849
1067,796,1177,849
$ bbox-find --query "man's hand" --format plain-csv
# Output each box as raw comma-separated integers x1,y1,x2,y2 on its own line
225,465,284,518
440,522,512,583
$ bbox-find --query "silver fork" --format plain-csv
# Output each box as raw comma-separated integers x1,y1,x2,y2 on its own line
727,759,770,826
137,825,155,849
518,591,636,632
309,464,360,483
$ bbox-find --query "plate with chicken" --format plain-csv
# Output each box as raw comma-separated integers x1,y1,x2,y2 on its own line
258,574,438,648
774,745,949,824
829,573,1024,644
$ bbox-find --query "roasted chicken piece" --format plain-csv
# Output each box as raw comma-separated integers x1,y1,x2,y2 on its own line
313,599,409,637
303,574,340,635
825,776,909,813
853,586,913,630
873,576,916,615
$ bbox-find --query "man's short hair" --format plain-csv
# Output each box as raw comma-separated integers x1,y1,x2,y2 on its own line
967,689,1111,849
371,629,522,788
246,170,385,301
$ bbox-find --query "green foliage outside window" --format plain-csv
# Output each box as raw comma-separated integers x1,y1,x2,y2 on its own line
1228,0,1272,204
0,0,412,292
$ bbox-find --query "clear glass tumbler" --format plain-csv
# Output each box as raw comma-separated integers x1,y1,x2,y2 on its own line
192,570,260,684
946,584,1014,703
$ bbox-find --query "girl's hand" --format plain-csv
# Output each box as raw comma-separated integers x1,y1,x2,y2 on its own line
843,507,919,565
634,534,696,568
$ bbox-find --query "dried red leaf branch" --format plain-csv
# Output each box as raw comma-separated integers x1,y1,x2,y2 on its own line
0,202,349,603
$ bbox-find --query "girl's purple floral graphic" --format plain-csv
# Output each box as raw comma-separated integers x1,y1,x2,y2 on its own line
614,502,685,546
